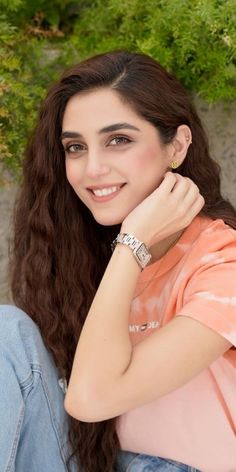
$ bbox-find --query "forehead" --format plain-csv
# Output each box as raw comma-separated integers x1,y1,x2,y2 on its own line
62,88,142,127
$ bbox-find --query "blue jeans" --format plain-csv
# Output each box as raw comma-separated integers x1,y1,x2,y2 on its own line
116,451,201,471
0,305,200,472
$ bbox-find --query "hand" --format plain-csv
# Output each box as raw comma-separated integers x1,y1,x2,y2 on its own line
121,172,205,247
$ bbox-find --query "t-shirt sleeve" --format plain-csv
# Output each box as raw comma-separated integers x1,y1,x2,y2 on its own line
176,247,236,347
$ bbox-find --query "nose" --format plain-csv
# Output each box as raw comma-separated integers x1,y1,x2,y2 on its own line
85,150,110,179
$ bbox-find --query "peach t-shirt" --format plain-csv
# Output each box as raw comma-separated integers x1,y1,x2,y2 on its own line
116,216,236,472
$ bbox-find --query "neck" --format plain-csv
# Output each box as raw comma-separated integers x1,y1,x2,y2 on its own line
149,229,183,264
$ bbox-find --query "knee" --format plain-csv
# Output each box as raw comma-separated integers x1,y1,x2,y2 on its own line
0,305,37,391
0,304,41,367
0,304,53,379
0,304,37,343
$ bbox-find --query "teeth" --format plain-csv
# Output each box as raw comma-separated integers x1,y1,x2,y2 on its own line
92,186,120,197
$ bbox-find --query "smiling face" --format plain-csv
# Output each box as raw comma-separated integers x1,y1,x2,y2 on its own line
62,88,173,226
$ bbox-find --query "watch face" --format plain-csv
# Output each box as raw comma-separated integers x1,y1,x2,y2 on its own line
136,243,152,266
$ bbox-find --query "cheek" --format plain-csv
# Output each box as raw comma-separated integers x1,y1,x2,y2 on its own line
65,160,82,187
130,146,163,173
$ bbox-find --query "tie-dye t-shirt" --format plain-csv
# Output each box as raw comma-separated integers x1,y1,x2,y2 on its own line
116,216,236,472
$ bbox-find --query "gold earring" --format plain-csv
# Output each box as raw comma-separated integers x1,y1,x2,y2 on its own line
171,160,179,169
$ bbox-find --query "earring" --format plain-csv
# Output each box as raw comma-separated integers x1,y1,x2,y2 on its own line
171,160,179,169
186,137,192,143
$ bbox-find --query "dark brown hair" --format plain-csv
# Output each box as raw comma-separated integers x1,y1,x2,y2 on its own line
10,51,236,472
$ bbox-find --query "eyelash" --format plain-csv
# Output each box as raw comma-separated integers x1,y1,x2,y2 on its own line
109,135,131,146
64,143,85,153
64,135,132,154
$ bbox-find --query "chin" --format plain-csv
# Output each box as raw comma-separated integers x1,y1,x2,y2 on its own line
91,212,125,227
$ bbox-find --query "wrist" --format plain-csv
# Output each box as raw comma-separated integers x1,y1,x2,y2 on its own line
111,232,152,270
120,225,148,246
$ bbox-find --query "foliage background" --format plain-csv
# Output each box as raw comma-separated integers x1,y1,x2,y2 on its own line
1,0,236,180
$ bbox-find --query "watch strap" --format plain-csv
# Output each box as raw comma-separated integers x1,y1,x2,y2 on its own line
111,233,152,269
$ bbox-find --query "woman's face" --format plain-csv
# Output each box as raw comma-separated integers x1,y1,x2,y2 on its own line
62,88,173,226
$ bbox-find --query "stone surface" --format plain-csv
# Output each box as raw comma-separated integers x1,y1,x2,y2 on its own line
0,185,17,304
0,99,236,303
196,98,236,206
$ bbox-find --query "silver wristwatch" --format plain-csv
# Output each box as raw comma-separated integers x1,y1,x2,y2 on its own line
111,233,152,270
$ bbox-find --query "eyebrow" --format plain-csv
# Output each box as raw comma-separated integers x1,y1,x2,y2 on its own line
60,122,141,140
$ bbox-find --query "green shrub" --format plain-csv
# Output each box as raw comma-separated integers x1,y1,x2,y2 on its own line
0,0,236,180
72,0,236,103
0,0,82,180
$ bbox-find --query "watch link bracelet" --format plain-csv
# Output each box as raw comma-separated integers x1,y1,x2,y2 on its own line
111,233,152,270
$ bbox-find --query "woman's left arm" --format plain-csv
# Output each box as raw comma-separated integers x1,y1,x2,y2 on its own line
65,241,231,422
65,174,232,421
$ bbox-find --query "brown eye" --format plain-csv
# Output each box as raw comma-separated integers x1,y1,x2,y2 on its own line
109,136,131,146
65,143,86,153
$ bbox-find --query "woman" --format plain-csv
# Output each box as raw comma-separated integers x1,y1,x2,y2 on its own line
2,51,236,472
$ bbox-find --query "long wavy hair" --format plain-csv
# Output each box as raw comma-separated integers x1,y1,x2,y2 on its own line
10,51,236,472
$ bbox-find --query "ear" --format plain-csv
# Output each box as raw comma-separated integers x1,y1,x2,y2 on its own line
167,125,192,169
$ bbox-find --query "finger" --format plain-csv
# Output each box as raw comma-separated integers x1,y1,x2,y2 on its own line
170,174,193,199
159,172,178,194
185,194,205,222
171,177,203,222
182,182,201,206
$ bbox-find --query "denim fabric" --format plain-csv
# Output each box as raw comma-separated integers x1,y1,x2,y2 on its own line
115,451,201,472
0,304,201,472
0,304,77,472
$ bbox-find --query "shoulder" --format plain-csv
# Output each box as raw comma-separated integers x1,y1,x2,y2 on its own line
198,215,236,243
183,215,236,268
176,217,236,348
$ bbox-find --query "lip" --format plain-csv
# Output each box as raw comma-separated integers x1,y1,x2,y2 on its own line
88,183,126,202
87,183,126,190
